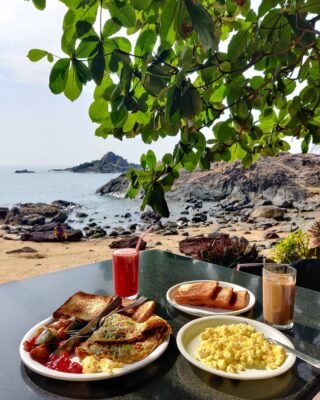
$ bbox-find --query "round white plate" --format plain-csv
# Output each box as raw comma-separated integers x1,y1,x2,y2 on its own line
20,317,170,381
177,315,296,380
166,280,255,317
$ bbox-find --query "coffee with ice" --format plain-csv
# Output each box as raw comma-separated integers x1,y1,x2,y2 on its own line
263,264,296,330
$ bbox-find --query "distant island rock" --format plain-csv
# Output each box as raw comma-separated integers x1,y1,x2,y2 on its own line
15,169,35,174
53,152,139,173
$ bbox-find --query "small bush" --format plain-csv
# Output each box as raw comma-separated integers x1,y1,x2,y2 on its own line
271,230,310,263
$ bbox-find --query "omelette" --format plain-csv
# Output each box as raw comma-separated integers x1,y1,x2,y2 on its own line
76,313,171,363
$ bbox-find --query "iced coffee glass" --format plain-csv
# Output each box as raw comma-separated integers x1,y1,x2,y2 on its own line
263,264,296,330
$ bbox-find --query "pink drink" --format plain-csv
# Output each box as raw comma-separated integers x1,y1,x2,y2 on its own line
112,248,139,299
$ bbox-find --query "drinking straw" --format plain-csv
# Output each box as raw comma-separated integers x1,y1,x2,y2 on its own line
135,225,154,252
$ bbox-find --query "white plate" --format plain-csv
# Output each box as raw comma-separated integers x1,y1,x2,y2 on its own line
20,317,170,381
166,280,255,316
177,315,296,380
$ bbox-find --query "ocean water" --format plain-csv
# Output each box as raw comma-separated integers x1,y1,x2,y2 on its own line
0,166,182,230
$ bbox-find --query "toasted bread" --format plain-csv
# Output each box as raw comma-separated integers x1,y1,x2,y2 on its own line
52,291,113,321
131,300,156,322
201,287,234,308
226,291,249,310
173,281,218,304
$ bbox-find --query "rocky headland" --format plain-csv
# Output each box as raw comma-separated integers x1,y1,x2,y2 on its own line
54,152,139,173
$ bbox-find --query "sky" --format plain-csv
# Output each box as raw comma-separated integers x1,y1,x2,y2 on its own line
0,1,304,167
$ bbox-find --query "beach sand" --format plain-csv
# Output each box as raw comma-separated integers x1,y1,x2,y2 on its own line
0,224,285,284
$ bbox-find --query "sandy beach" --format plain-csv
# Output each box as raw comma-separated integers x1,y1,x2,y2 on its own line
0,223,288,284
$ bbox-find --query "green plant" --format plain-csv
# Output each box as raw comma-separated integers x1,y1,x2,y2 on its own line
27,0,320,216
271,229,310,263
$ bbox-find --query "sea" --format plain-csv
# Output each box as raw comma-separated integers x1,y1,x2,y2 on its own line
0,166,183,231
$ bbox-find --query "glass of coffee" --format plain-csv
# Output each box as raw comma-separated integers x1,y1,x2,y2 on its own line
112,248,139,300
263,264,296,330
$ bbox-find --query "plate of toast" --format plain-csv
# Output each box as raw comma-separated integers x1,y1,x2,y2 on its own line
166,280,255,316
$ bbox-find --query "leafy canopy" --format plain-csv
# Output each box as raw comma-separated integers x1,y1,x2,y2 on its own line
29,0,320,217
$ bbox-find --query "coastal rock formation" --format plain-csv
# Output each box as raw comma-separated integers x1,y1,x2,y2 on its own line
109,236,146,250
63,152,139,173
97,154,320,210
21,228,83,242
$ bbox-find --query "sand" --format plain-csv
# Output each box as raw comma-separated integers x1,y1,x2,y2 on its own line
0,223,284,284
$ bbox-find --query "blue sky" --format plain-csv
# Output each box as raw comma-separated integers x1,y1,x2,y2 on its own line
0,1,303,167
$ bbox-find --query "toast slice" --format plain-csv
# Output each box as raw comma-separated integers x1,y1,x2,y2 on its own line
52,291,113,321
226,291,249,310
203,287,234,309
173,281,219,305
131,300,156,322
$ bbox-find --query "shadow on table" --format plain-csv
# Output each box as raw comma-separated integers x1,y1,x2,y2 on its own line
21,336,179,399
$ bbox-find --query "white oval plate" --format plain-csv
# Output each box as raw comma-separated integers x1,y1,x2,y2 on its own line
177,315,296,380
166,280,255,317
20,317,170,381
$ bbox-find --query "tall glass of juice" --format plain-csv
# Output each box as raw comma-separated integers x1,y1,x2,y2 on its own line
112,248,139,299
263,264,296,330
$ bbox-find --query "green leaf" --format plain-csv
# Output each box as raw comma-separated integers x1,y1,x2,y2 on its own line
75,61,92,84
135,29,157,59
111,96,128,127
146,150,157,169
107,2,136,27
228,30,249,61
210,84,226,102
131,0,152,10
160,0,179,48
300,0,320,14
250,76,264,90
64,63,82,101
27,49,48,62
102,19,121,38
89,99,108,122
258,0,278,17
76,21,92,38
162,153,173,165
49,58,70,94
76,36,99,58
91,45,105,85
150,183,169,218
185,0,217,51
47,53,54,62
32,0,46,10
214,121,235,143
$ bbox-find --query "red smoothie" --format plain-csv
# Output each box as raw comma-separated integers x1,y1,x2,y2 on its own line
112,248,139,298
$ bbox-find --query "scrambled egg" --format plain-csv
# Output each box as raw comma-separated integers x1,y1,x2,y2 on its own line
82,356,123,374
196,323,287,373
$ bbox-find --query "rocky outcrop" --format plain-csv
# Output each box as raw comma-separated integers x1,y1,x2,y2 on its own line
21,228,83,242
250,206,285,220
96,173,129,196
63,152,139,173
96,154,320,211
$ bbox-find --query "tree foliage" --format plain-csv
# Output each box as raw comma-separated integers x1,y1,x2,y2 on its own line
29,0,320,217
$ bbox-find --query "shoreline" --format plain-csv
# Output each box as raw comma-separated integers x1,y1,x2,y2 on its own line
0,221,302,285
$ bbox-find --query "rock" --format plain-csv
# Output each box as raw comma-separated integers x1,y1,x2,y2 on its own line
250,206,285,220
163,229,178,236
181,232,189,237
76,212,88,218
88,222,97,228
52,211,68,223
129,223,138,231
51,200,78,208
3,234,21,240
123,212,131,218
109,230,120,237
0,207,9,221
15,169,35,173
140,210,162,222
19,203,62,218
4,207,22,225
96,174,129,197
22,214,46,226
109,236,146,250
65,152,140,173
192,213,207,223
6,246,38,254
91,227,106,238
21,228,83,242
264,231,280,239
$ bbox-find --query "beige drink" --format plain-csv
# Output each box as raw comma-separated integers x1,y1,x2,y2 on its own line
263,265,296,330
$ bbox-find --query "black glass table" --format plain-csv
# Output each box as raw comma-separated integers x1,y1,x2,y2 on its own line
1,250,320,400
